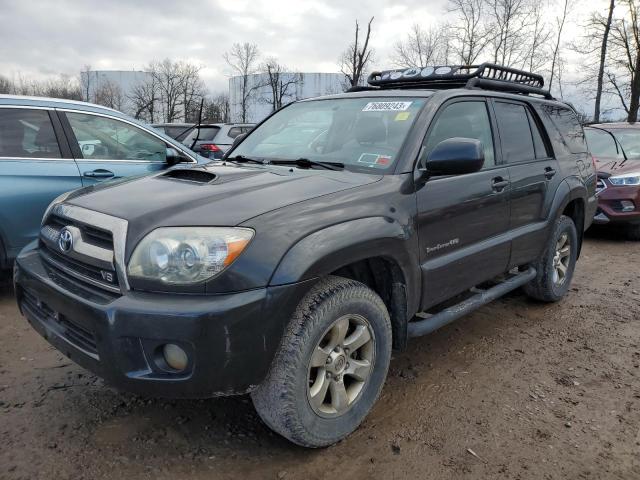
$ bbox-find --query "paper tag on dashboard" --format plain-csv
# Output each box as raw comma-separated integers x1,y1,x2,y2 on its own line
362,101,412,112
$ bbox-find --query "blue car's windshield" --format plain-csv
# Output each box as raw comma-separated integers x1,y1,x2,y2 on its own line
231,97,427,172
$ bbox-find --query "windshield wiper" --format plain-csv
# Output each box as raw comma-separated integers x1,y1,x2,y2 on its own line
224,155,266,165
269,158,344,171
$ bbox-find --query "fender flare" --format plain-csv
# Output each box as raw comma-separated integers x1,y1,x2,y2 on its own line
270,216,421,321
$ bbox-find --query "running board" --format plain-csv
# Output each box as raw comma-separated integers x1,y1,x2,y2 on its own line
408,267,537,338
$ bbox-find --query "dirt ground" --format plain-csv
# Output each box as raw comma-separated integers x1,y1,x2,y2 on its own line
1,229,639,480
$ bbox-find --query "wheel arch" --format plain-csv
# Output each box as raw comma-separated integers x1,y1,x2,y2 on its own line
269,217,421,350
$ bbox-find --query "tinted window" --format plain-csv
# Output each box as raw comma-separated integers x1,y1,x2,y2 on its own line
494,102,535,163
541,105,587,153
67,113,167,162
0,109,61,158
228,127,243,139
527,110,549,159
182,126,220,143
424,101,495,167
164,125,192,139
584,128,621,158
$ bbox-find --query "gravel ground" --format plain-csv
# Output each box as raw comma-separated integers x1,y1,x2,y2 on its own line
1,229,639,480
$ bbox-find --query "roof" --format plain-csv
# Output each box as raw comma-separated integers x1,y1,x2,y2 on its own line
589,122,639,129
0,94,121,113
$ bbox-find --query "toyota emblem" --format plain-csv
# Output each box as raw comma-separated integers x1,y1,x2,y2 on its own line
58,228,73,252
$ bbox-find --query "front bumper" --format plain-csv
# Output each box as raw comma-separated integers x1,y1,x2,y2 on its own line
14,245,314,398
594,183,640,225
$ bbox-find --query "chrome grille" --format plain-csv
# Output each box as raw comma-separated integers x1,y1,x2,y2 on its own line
39,205,128,295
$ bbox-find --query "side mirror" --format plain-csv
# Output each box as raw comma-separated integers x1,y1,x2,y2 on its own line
166,147,185,166
421,138,484,176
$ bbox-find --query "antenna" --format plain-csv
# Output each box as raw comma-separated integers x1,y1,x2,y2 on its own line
190,98,205,151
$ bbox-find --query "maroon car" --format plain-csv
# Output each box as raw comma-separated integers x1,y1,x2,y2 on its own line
585,123,640,240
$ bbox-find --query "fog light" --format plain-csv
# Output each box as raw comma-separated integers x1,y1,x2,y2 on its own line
163,343,188,371
621,200,635,212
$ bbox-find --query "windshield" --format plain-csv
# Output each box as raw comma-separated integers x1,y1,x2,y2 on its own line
610,128,640,159
585,128,622,159
231,97,427,172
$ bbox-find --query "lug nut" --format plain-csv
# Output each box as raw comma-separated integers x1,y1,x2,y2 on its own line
344,348,350,355
326,372,332,379
326,357,332,364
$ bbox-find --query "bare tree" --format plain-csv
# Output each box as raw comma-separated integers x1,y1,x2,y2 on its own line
261,58,300,112
448,0,491,64
150,59,185,122
391,24,450,67
548,0,573,93
128,75,158,122
485,0,534,67
79,65,93,102
339,17,375,89
0,75,12,94
608,0,640,121
203,93,230,123
521,1,552,72
224,42,261,122
94,78,124,110
594,0,616,122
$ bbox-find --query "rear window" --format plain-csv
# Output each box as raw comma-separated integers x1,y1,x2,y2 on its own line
164,126,192,139
541,105,587,154
494,102,536,163
182,126,220,143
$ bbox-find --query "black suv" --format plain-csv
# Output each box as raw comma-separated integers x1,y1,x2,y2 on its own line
14,64,597,448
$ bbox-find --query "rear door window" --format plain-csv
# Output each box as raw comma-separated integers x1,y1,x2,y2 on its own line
0,108,61,158
527,109,550,159
494,102,536,163
228,127,243,139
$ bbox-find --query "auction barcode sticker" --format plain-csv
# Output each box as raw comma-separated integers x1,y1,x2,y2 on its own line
362,101,412,112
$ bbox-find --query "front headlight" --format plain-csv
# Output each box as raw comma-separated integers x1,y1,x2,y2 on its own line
609,171,640,186
128,227,254,285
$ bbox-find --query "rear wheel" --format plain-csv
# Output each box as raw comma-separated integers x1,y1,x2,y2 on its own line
524,215,578,302
251,276,392,448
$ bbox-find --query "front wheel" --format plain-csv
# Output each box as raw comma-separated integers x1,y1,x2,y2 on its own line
251,276,392,448
524,214,578,302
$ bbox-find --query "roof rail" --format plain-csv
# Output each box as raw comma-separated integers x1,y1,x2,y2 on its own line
367,63,553,99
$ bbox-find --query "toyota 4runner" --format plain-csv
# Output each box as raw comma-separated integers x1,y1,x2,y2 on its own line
14,64,597,447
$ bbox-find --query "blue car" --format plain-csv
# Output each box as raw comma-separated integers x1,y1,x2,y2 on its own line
0,95,204,269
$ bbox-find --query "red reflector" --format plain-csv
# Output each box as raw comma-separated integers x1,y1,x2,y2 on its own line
200,143,221,152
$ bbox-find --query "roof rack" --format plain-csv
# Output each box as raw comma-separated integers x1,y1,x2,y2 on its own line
366,63,553,99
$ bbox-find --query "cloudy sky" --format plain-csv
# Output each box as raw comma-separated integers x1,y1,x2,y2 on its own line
0,0,619,114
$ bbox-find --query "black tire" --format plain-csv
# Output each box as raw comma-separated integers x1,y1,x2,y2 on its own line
625,224,640,241
524,214,578,302
251,276,392,448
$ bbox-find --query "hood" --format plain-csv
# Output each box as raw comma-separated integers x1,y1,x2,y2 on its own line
67,163,381,229
595,157,640,176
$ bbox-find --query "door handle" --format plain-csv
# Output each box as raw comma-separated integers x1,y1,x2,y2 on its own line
491,177,509,192
84,169,114,179
544,167,557,179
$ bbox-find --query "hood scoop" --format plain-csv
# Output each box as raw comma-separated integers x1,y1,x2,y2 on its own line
161,168,217,184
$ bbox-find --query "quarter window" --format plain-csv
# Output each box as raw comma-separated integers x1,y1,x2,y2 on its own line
424,101,495,167
494,102,536,163
0,109,61,159
540,105,587,154
66,113,167,162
